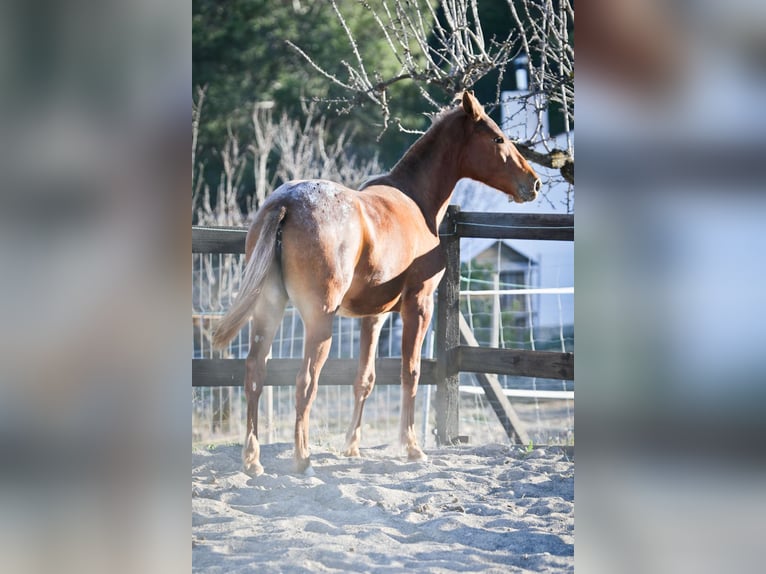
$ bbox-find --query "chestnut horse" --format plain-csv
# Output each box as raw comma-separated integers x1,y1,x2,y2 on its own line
212,92,540,475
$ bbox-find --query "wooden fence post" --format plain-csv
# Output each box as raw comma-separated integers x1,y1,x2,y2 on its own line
435,205,461,445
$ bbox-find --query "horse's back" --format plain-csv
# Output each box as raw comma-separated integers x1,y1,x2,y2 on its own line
262,179,438,317
265,179,423,246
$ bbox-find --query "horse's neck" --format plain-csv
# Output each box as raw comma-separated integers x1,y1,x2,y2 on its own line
388,124,462,233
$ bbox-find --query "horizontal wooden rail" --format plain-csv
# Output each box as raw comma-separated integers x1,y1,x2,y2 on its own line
458,346,574,381
454,212,573,241
192,226,247,253
194,349,573,387
192,211,573,254
193,357,438,388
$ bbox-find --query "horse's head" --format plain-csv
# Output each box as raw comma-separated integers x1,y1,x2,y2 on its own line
459,91,541,203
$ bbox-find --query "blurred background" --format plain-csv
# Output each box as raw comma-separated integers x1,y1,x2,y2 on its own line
576,0,766,572
0,0,189,572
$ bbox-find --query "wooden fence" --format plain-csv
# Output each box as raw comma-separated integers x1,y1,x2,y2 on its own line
192,206,574,445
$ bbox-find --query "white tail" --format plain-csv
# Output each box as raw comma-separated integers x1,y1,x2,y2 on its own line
211,205,286,350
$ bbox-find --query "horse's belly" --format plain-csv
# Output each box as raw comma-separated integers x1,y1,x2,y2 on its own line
337,300,400,318
339,276,405,317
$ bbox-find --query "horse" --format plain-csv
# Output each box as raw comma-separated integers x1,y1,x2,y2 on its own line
212,91,540,476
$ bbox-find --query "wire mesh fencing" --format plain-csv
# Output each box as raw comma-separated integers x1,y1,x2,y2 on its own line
193,246,574,449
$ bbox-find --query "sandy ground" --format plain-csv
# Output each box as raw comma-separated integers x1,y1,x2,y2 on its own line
192,442,573,573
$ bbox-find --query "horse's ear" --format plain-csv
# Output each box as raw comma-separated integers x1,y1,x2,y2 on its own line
462,91,483,121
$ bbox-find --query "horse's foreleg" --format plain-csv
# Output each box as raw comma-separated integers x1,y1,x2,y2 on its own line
241,272,287,476
400,293,434,461
344,314,387,457
294,316,334,474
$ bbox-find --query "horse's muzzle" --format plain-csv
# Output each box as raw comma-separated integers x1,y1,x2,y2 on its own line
514,178,541,203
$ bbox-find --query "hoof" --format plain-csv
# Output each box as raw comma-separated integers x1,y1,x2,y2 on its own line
242,433,262,476
294,457,312,475
302,465,315,477
243,460,264,477
343,447,361,458
407,448,428,462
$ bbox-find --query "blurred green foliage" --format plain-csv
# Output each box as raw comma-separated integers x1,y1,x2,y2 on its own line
192,1,566,210
193,1,427,180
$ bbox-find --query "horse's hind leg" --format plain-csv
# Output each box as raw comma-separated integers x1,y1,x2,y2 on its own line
344,314,387,457
242,268,287,476
293,313,334,474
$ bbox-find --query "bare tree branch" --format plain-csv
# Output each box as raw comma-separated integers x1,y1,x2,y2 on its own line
250,102,277,211
515,143,574,185
288,0,574,189
194,106,383,226
192,85,208,219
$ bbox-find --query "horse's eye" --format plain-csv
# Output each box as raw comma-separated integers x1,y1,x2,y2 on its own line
493,136,504,144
